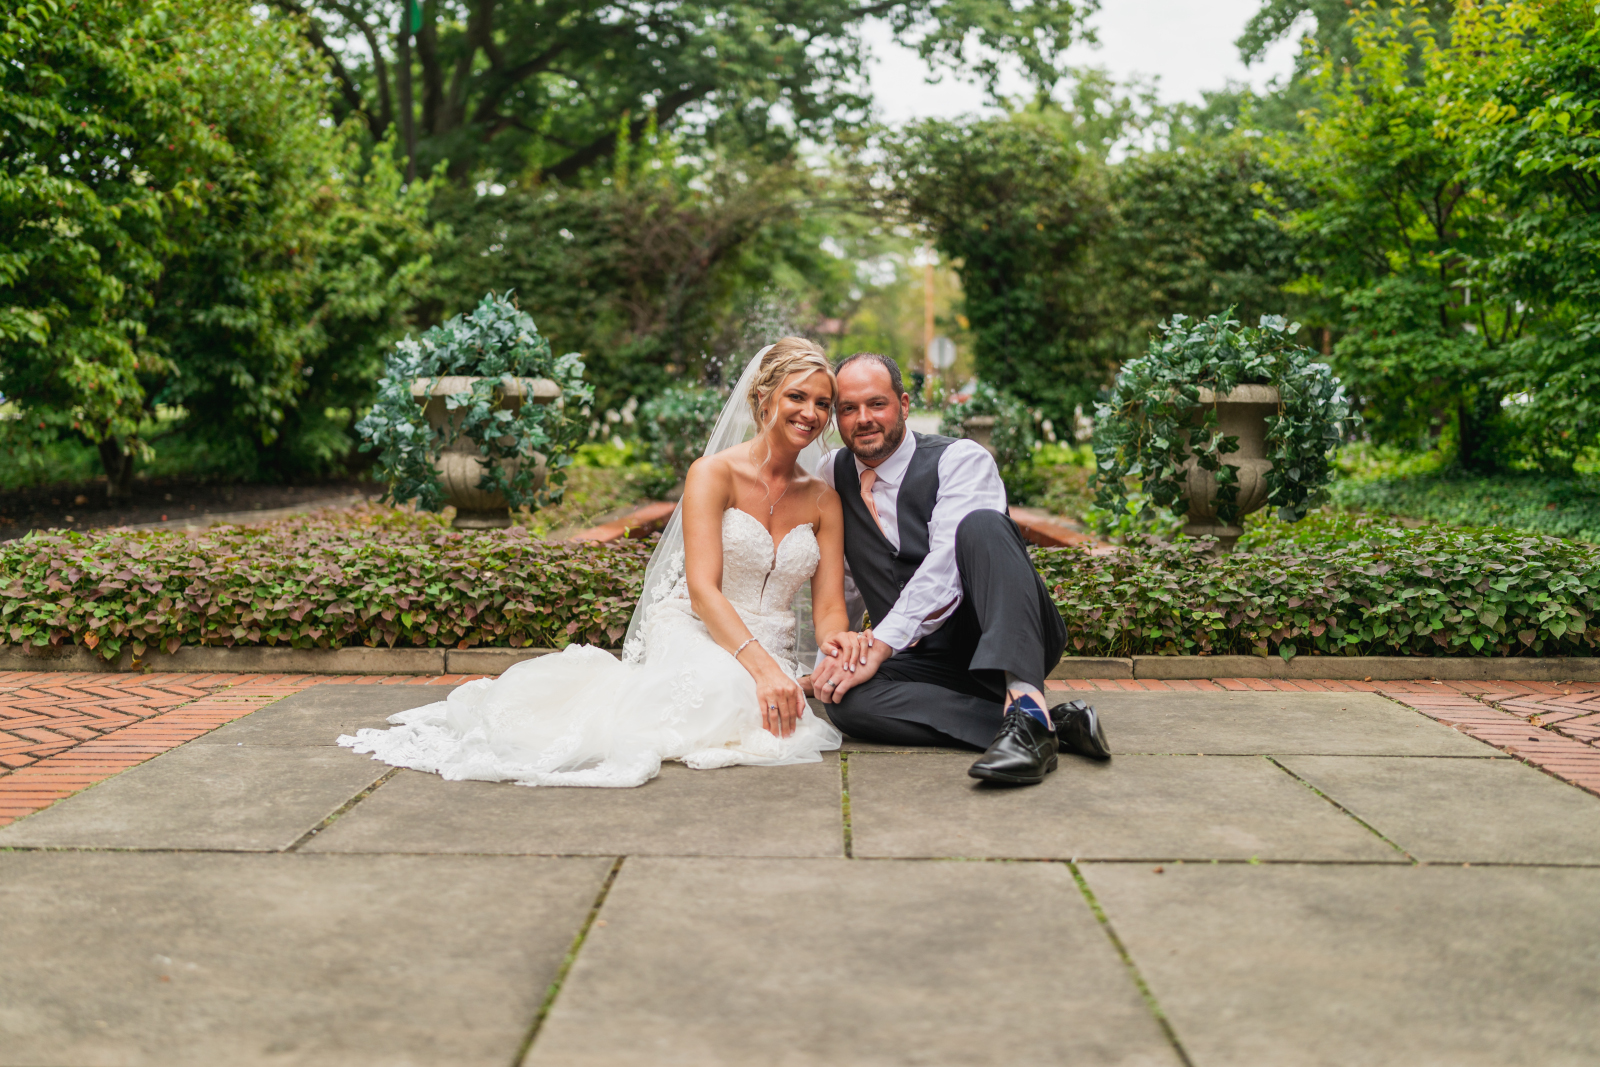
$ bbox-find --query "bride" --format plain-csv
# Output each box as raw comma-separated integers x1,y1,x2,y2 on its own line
338,338,864,787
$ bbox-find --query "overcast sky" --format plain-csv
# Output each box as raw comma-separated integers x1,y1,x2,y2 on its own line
864,0,1310,122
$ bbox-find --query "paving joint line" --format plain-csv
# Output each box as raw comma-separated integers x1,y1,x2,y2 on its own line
286,768,401,852
1264,755,1416,862
515,855,625,1065
1067,861,1195,1067
839,752,854,859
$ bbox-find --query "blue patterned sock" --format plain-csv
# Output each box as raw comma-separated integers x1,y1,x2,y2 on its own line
1009,691,1054,729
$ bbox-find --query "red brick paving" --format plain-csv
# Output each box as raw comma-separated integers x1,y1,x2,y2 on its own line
0,672,483,826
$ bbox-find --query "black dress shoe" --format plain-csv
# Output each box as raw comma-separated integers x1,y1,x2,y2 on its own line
1050,700,1111,761
968,706,1059,785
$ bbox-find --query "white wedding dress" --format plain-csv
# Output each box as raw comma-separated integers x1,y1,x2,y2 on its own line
337,507,842,788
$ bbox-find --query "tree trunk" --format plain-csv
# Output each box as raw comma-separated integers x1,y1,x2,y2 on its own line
1456,391,1502,474
97,437,136,502
396,7,417,182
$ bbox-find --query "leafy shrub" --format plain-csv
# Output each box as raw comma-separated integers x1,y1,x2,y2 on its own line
1330,470,1600,544
1,507,649,661
1033,523,1600,659
639,386,723,480
1093,312,1357,525
941,381,1037,490
356,292,592,512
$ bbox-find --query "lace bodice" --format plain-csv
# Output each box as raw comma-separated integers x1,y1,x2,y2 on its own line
717,508,819,615
629,508,819,672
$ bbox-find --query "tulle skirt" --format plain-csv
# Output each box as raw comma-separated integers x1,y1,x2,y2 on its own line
337,612,840,788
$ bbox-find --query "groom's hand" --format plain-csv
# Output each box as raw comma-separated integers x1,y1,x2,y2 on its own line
822,638,893,704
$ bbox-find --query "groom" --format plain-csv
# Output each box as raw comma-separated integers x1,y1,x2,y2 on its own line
809,353,1110,784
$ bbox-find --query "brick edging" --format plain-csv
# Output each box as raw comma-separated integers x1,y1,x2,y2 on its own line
6,643,1599,681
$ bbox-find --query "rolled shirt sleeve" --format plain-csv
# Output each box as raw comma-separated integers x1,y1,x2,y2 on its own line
871,439,1007,651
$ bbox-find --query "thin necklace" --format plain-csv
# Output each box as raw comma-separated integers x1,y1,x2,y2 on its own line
755,440,790,516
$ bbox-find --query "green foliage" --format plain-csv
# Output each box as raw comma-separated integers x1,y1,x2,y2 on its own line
1033,523,1600,659
0,507,652,659
638,386,724,481
426,159,843,415
1092,312,1356,526
1330,471,1600,544
1105,146,1303,357
884,115,1112,425
1439,0,1600,466
287,0,1091,181
0,0,437,492
940,381,1038,496
1266,0,1600,472
356,292,591,512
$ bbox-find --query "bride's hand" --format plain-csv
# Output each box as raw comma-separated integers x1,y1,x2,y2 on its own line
820,628,873,673
754,666,805,738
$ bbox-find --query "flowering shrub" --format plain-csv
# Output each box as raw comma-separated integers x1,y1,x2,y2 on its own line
1,508,649,662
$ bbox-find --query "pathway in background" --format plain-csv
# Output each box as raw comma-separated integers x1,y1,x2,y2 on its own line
0,673,481,826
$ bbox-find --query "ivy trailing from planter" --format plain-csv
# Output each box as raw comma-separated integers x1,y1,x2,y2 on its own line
1092,312,1356,525
356,292,593,512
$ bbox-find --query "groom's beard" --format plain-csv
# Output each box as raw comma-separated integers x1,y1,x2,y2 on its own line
847,414,907,464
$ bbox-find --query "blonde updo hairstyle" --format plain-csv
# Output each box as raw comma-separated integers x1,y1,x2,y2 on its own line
746,336,835,430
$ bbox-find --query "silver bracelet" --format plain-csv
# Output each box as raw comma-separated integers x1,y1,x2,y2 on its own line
733,636,760,659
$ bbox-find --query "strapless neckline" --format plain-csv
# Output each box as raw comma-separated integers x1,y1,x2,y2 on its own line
723,506,813,561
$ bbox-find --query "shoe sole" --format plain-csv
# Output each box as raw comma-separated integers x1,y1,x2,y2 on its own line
968,753,1058,786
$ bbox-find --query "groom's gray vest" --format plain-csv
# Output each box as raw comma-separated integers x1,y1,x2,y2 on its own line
834,432,957,641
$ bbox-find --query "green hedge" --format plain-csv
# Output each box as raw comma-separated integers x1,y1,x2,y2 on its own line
6,507,1597,663
2,509,649,662
1034,516,1600,659
1330,470,1600,544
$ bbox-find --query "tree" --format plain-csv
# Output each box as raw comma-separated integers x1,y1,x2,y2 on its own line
274,0,1096,182
1,0,437,493
884,113,1114,425
1106,145,1303,361
1441,0,1600,468
1264,0,1513,469
1267,0,1600,471
427,141,852,417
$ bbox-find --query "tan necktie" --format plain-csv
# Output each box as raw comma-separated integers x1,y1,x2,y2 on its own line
859,468,887,534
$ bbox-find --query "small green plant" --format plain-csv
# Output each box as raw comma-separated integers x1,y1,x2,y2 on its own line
941,380,1037,473
355,292,591,512
1092,312,1357,526
639,385,724,481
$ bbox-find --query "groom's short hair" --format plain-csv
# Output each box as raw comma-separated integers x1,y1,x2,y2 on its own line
835,352,905,398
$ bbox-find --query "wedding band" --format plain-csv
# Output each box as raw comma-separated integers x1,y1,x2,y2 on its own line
768,704,778,711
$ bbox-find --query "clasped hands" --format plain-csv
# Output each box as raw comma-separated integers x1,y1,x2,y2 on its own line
804,628,893,704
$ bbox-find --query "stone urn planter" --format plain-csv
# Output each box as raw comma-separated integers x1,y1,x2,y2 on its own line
410,376,561,529
960,415,998,458
1180,384,1279,552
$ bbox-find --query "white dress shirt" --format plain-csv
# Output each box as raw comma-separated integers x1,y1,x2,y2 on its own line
817,430,1007,652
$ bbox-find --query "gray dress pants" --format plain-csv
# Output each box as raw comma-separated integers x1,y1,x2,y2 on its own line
826,508,1067,751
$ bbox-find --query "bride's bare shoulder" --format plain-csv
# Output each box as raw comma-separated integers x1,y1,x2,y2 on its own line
684,450,739,509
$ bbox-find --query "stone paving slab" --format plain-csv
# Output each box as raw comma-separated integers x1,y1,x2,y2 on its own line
0,745,386,851
307,758,845,858
0,851,609,1067
1080,863,1600,1067
847,753,1402,861
193,683,458,747
1050,690,1499,756
526,857,1179,1067
1278,754,1600,864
